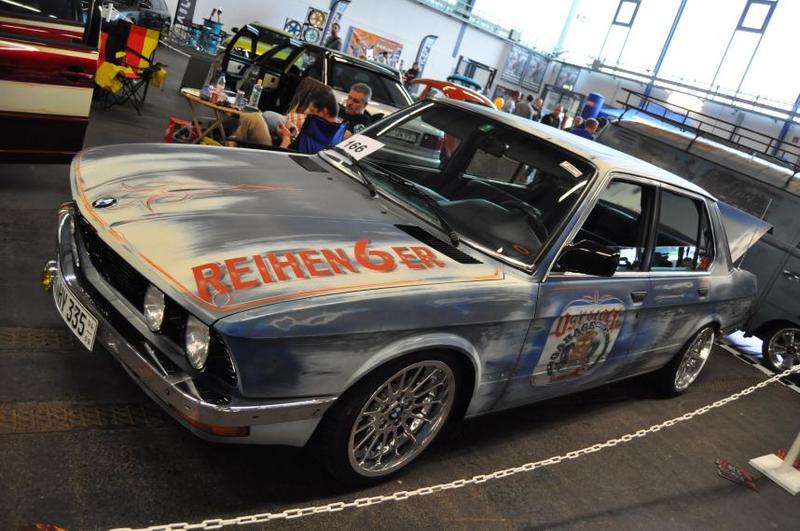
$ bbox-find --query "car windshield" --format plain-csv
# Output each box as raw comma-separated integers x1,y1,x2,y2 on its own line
341,102,596,267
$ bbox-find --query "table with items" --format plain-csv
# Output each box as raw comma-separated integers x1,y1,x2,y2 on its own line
179,87,256,144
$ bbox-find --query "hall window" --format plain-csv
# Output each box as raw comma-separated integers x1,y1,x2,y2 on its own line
613,0,641,27
737,0,777,33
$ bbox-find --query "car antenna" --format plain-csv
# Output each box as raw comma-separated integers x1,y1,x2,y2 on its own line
736,198,772,269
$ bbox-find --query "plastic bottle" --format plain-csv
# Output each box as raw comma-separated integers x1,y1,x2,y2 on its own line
215,71,226,94
249,78,264,108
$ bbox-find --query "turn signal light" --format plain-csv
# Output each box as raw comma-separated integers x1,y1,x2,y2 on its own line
175,409,250,437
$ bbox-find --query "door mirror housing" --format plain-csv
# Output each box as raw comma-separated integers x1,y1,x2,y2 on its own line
556,240,619,277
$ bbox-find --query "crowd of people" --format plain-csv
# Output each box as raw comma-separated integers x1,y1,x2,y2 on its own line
499,90,606,140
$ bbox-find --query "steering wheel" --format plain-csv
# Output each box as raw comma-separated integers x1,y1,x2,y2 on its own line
501,200,549,242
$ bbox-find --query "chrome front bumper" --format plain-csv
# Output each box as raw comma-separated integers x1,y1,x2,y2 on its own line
51,205,335,445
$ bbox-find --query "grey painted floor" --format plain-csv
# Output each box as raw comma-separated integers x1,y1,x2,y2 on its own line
0,46,798,530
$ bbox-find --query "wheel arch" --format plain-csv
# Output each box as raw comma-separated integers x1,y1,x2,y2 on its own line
340,333,481,420
751,319,800,341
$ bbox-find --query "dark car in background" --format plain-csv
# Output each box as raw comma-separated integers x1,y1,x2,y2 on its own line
108,0,170,31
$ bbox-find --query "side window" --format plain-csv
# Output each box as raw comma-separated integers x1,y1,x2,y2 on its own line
652,190,714,271
290,50,323,80
574,180,651,272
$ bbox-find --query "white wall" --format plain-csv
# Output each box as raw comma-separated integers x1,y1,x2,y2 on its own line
164,0,510,82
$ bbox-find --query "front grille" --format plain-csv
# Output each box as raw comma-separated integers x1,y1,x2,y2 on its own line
76,213,149,310
395,224,482,264
74,211,237,387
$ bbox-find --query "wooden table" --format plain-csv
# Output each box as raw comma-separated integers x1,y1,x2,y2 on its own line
180,87,246,144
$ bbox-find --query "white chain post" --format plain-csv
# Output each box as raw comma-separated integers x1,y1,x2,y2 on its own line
110,364,800,531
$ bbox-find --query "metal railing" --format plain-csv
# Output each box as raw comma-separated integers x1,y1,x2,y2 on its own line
618,88,800,176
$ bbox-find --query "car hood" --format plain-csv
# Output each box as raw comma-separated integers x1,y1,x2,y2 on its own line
72,144,502,322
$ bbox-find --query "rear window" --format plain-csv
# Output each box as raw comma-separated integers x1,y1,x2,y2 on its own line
329,61,410,108
0,0,82,21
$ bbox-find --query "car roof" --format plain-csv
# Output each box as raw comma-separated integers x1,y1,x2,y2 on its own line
411,79,493,107
288,42,401,79
436,99,716,200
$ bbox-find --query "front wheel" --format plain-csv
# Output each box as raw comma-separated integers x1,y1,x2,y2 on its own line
314,353,460,484
761,325,800,373
656,326,715,397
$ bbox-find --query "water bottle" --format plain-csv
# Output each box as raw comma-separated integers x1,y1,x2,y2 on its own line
215,71,226,93
249,78,263,108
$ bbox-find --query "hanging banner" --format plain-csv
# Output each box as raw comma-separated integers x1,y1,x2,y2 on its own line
414,34,438,76
173,0,197,27
347,27,403,66
321,0,351,46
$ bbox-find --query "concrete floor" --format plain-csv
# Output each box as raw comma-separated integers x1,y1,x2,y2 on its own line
0,46,799,530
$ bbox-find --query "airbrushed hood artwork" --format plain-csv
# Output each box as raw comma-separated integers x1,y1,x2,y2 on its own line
73,144,501,320
50,100,769,483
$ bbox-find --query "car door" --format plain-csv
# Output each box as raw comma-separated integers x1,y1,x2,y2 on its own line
629,185,718,373
500,176,657,407
0,0,99,162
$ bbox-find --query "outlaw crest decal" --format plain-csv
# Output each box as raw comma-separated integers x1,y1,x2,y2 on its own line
532,292,624,385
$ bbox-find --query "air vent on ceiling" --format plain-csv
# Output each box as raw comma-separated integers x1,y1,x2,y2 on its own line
395,225,482,264
290,155,328,172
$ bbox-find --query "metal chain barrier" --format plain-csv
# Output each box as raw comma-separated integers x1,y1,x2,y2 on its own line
112,364,800,531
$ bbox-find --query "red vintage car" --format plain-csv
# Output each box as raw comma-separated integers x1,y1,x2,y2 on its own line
0,0,101,162
407,78,494,108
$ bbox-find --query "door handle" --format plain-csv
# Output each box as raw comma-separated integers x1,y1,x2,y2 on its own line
630,290,648,303
697,287,709,297
783,270,800,282
60,70,94,82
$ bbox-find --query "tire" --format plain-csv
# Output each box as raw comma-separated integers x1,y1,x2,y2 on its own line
761,324,800,373
656,325,715,397
313,352,462,485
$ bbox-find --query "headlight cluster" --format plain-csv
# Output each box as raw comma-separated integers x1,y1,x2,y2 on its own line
143,284,210,370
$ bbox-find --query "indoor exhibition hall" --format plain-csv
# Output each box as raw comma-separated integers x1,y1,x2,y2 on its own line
1,1,799,529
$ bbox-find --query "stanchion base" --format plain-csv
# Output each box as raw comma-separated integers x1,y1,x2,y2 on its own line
749,454,800,495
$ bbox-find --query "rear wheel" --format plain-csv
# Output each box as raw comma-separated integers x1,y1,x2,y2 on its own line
761,325,800,373
656,326,715,397
314,353,460,484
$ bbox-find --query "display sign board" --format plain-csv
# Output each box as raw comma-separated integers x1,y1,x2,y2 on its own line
173,0,197,27
501,43,548,92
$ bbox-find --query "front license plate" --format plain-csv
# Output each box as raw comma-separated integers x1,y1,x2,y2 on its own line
53,273,98,351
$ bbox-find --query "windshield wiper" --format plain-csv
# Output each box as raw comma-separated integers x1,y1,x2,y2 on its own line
360,161,460,247
326,146,377,198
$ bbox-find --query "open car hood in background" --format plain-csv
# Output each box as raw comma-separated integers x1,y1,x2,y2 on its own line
717,201,772,264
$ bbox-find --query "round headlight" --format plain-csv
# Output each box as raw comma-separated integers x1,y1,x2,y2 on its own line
185,315,210,370
143,285,166,332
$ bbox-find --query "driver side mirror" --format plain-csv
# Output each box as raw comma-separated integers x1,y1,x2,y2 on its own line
556,239,619,277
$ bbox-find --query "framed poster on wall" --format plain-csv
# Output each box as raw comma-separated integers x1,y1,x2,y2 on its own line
500,44,528,84
554,64,581,91
347,27,403,66
520,52,547,91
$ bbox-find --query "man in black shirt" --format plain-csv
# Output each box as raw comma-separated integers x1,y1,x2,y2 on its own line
324,23,343,51
540,104,562,128
339,83,373,137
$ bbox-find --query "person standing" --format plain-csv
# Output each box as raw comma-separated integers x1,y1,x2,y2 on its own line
324,22,343,51
540,104,562,128
403,62,420,86
513,95,534,119
531,97,544,121
501,90,520,113
376,51,389,65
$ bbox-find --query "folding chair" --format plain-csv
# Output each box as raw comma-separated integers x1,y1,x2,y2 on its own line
99,21,166,115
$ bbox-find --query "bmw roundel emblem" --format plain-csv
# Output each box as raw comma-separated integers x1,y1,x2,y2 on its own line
92,197,117,209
